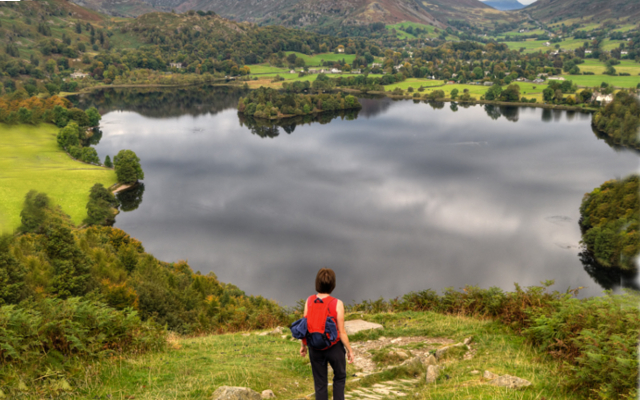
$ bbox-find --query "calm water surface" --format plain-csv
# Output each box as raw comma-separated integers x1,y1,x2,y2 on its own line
78,88,639,305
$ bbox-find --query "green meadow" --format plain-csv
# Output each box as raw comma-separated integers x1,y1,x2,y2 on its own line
0,124,117,232
559,74,640,88
64,311,581,400
503,38,627,53
285,52,357,66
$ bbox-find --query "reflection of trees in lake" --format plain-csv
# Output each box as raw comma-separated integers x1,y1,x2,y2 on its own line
499,106,519,122
83,127,103,147
71,86,248,119
591,125,640,155
484,105,501,120
238,109,360,139
357,96,392,118
117,183,145,212
450,102,459,112
580,250,639,291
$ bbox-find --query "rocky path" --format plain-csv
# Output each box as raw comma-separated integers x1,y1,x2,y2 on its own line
344,378,419,400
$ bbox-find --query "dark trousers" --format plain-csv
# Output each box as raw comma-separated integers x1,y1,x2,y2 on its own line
308,343,346,400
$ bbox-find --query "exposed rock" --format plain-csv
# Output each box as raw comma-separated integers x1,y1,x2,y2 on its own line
261,390,276,399
425,365,440,384
470,370,480,375
435,343,467,360
489,375,532,389
422,354,437,367
400,356,422,368
344,320,383,335
395,350,409,359
483,370,498,380
378,336,387,341
463,337,473,345
212,386,262,400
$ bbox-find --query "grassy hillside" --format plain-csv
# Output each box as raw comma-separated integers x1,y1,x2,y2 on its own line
0,123,116,232
26,311,590,399
523,0,640,24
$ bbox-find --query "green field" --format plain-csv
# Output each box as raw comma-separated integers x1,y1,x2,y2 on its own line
247,64,291,74
383,79,547,102
578,59,640,75
78,311,581,400
0,124,117,232
285,52,357,66
559,74,640,88
503,39,627,53
386,22,437,39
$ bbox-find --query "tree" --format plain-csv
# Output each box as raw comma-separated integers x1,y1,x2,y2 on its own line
450,88,459,99
114,150,144,184
0,235,26,305
499,84,520,102
84,183,117,226
86,107,101,127
57,123,81,149
543,87,555,102
484,84,503,101
19,190,51,233
46,225,91,298
104,155,113,168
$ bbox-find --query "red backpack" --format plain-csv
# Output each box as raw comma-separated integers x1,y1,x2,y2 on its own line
304,295,340,350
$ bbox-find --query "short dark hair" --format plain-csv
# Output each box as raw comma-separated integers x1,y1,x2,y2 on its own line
315,268,336,294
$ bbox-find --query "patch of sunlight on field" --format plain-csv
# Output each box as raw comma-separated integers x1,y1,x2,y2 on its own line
0,124,117,232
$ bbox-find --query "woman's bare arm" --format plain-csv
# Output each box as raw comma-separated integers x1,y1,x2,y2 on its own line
336,300,354,363
300,300,308,357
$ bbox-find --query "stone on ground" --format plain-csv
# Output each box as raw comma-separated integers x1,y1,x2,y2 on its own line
483,370,498,380
435,343,467,360
212,386,262,400
344,320,383,335
423,354,437,367
489,375,532,388
425,365,440,384
261,390,276,399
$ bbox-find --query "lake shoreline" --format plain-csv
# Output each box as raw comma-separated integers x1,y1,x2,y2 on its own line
64,82,598,112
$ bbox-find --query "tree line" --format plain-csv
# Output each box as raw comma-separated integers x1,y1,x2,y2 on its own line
238,87,361,119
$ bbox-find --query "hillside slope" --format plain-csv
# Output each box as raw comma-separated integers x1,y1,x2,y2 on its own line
67,0,514,30
483,0,525,11
523,0,640,23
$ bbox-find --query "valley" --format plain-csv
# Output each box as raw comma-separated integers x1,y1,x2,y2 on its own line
0,0,638,399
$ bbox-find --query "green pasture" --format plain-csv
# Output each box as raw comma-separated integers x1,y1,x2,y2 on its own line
75,311,582,400
560,74,640,88
383,80,546,102
0,124,116,232
504,39,626,53
285,52,356,66
247,64,291,74
386,22,438,39
578,59,640,75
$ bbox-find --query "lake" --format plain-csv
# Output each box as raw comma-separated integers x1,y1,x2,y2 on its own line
74,87,640,305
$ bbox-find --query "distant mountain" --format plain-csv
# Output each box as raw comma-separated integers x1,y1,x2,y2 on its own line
69,0,156,17
523,0,640,23
483,0,525,11
68,0,513,30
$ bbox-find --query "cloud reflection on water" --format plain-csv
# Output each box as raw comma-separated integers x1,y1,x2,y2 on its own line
93,96,639,305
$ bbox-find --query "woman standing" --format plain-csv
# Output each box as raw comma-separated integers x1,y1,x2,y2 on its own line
300,268,355,400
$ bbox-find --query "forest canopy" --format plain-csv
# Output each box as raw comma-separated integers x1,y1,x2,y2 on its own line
238,86,361,119
579,175,639,271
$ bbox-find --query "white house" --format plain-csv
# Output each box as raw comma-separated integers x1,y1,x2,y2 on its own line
621,51,629,56
547,76,565,81
592,92,614,105
70,71,88,79
585,50,592,54
169,62,183,69
330,68,341,74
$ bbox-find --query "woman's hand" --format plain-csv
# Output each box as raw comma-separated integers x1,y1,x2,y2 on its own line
300,344,307,357
346,347,354,364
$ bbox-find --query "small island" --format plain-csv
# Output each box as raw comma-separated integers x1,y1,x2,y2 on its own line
238,87,361,120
